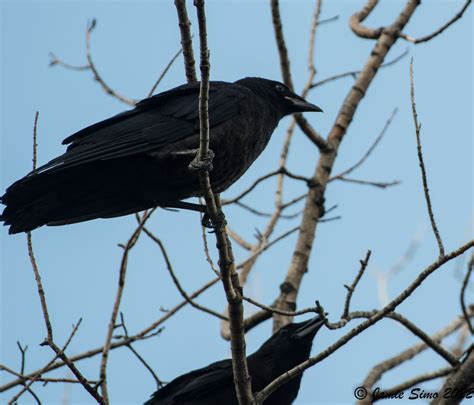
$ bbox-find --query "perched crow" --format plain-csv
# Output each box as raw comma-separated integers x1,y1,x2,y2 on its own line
1,77,321,234
145,316,324,405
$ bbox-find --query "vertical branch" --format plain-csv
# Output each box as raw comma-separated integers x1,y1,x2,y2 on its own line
26,112,54,341
175,0,198,83
270,0,293,89
192,1,254,403
409,59,445,258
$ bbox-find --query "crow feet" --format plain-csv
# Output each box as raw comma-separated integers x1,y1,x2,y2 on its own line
202,210,227,231
188,149,215,172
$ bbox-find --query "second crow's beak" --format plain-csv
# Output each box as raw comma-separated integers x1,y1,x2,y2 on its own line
293,316,325,339
285,96,323,113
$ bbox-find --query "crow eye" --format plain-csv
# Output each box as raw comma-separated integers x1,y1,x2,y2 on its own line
279,329,288,337
275,84,285,93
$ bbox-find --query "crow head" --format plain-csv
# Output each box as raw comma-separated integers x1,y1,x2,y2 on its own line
236,77,322,116
254,316,325,371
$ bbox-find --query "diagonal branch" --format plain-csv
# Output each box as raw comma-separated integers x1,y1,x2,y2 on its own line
99,210,153,403
142,226,227,320
272,0,422,332
400,0,472,44
255,241,473,403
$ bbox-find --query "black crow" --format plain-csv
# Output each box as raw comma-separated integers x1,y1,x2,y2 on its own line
145,316,324,405
1,77,321,234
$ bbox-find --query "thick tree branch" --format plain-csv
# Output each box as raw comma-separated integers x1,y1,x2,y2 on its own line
272,0,421,332
349,0,382,39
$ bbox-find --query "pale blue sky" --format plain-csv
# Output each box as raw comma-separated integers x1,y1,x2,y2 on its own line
1,1,472,404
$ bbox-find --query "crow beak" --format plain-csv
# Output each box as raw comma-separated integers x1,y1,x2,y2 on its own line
293,316,325,339
285,96,323,113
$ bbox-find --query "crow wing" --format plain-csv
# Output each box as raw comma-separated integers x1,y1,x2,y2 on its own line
146,359,234,404
32,81,248,176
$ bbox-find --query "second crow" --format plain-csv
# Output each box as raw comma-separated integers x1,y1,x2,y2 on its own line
145,316,325,404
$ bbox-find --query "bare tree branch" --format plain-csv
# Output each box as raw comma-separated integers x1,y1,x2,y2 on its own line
310,49,408,89
143,226,227,320
342,250,371,319
99,210,153,403
358,309,473,404
330,108,398,181
193,1,253,403
431,349,474,405
410,59,445,257
174,0,197,83
349,0,382,39
272,0,422,332
0,277,220,393
84,19,135,106
372,366,453,402
147,47,183,97
400,0,472,44
460,253,474,334
255,241,473,403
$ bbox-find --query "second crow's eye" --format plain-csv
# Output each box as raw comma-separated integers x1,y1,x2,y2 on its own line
279,328,288,337
275,84,285,93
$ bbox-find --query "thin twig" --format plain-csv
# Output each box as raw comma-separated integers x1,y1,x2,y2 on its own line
1,365,97,385
27,112,53,340
399,0,472,44
49,52,89,70
222,169,281,205
227,226,253,251
460,253,474,334
330,108,398,180
236,226,299,270
242,296,319,317
342,250,371,319
255,241,473,403
99,210,153,403
117,313,164,389
410,59,445,258
1,277,220,393
147,47,183,97
358,309,473,404
310,49,409,89
84,19,135,106
143,227,227,320
337,177,400,189
372,367,453,402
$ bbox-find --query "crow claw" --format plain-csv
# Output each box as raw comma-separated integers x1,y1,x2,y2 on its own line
188,149,215,172
201,211,226,231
